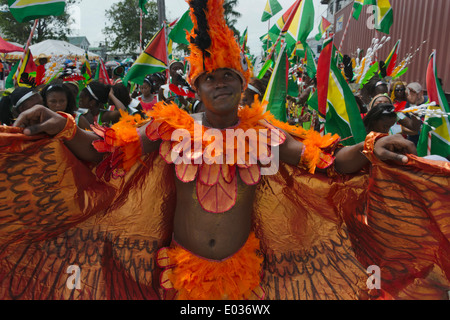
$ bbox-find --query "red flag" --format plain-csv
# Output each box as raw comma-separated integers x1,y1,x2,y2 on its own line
14,48,38,87
95,58,112,85
316,36,334,117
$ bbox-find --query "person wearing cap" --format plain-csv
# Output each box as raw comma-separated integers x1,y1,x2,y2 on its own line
111,65,125,85
10,0,449,302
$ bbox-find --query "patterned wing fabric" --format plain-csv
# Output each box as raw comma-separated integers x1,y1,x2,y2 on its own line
346,154,450,300
1,127,449,300
0,127,176,300
256,155,450,300
254,164,371,300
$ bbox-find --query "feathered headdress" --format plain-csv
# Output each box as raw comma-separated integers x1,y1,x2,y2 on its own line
186,0,252,89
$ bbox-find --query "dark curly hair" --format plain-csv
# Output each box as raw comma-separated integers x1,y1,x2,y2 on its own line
41,81,77,115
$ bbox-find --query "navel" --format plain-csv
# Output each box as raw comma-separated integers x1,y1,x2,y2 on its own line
208,239,216,248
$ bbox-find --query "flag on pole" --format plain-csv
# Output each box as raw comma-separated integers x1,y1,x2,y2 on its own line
139,0,149,14
384,39,400,77
261,0,283,22
315,16,332,41
352,0,368,20
310,38,366,146
263,43,288,122
14,48,37,87
303,41,317,79
372,0,393,34
8,0,66,23
257,58,274,80
168,10,193,46
94,58,112,85
316,37,333,118
268,0,301,42
123,26,168,86
284,0,315,50
289,41,304,60
353,0,393,34
417,51,450,158
82,52,92,84
240,27,248,51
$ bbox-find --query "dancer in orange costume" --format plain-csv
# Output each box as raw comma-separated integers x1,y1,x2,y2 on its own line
1,0,449,300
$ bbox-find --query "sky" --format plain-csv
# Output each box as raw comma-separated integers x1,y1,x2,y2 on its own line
72,0,328,56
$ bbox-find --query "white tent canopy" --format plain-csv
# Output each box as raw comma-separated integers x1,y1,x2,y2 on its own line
5,39,99,61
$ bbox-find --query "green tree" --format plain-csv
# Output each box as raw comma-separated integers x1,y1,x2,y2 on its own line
224,0,241,37
0,0,79,43
103,0,159,55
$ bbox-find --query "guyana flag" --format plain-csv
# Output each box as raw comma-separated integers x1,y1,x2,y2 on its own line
263,43,288,122
352,0,369,20
315,16,332,41
8,0,66,23
353,0,393,34
240,27,248,51
417,51,450,158
261,0,283,22
268,0,301,42
123,26,168,86
284,0,315,50
384,39,400,77
310,38,366,146
371,0,393,34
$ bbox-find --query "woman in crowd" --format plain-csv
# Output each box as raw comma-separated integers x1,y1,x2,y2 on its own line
366,94,421,135
363,103,398,134
79,80,120,127
41,82,91,130
137,75,160,112
241,77,266,107
108,83,144,118
0,87,43,125
389,80,408,112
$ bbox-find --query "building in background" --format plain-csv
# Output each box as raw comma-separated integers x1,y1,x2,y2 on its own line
320,0,450,97
68,36,90,52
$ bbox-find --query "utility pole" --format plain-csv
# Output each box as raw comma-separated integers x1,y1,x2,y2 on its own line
157,0,166,27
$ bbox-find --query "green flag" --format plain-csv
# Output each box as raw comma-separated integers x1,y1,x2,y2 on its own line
168,10,194,45
284,0,315,50
261,0,283,22
310,42,366,146
8,0,66,23
353,0,393,34
5,62,19,89
139,0,149,14
417,51,450,158
263,44,288,122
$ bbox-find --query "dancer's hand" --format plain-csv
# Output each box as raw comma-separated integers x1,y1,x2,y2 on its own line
13,105,66,136
374,134,417,163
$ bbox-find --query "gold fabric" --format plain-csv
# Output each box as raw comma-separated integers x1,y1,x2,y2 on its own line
0,128,449,300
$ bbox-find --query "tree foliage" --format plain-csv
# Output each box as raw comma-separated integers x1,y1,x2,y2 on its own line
224,0,241,37
0,0,79,44
103,0,159,55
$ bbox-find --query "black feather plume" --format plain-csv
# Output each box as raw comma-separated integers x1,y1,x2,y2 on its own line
189,0,211,57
